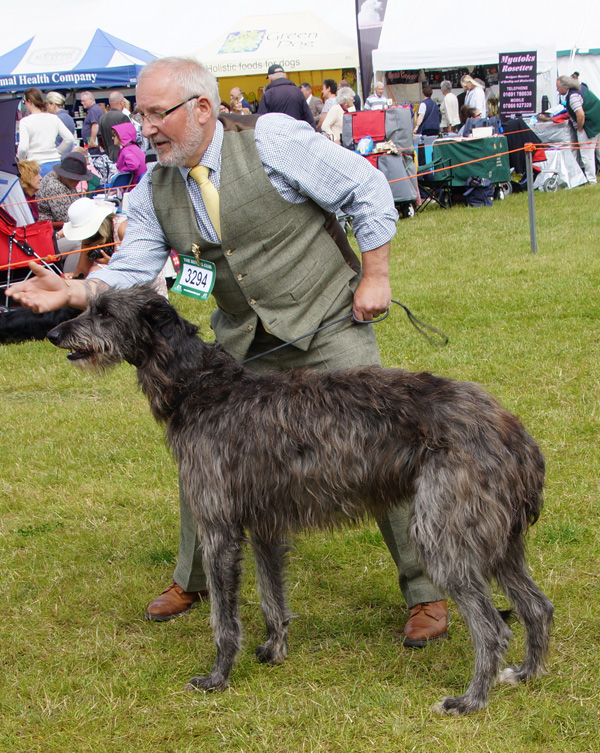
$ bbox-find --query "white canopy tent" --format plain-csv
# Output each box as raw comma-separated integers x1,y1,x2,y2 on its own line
371,3,557,111
191,11,358,78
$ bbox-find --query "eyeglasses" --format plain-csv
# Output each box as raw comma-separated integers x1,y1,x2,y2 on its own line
139,95,200,126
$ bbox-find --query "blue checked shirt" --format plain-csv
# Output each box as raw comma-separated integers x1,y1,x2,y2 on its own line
89,114,398,288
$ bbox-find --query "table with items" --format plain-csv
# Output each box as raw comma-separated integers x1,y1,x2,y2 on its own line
431,136,511,187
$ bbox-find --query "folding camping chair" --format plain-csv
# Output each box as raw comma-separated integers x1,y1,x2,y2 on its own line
0,206,61,311
95,172,135,211
416,157,454,212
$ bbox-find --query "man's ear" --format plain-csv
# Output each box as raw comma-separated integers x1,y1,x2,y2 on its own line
195,96,214,126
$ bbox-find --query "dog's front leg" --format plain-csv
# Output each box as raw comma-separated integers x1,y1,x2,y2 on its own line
250,531,292,665
187,525,245,692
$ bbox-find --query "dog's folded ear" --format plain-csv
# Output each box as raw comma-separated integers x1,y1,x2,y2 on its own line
141,292,198,339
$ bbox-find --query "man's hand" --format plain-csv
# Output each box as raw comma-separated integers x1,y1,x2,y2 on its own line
6,262,71,313
7,262,106,312
353,243,392,321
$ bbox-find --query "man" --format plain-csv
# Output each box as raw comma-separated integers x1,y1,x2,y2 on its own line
556,75,600,184
80,91,104,152
36,151,93,229
257,64,315,128
413,86,440,136
439,81,460,132
364,82,388,111
98,92,130,162
300,83,323,121
8,57,448,648
317,79,338,131
230,86,253,113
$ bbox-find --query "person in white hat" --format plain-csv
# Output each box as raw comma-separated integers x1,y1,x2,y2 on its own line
61,198,119,280
62,197,169,297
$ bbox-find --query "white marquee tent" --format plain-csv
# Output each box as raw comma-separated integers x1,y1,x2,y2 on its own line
370,0,600,109
191,11,358,78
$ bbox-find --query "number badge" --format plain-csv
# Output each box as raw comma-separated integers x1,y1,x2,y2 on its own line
171,254,216,301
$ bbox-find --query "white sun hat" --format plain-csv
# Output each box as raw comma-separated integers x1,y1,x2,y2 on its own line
62,198,115,241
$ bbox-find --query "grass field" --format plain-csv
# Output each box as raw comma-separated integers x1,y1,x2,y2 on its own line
1,186,599,752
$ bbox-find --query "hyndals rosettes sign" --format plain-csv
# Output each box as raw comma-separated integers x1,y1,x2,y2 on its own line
499,51,537,117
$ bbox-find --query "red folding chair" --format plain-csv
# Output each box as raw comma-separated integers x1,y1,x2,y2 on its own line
0,206,61,310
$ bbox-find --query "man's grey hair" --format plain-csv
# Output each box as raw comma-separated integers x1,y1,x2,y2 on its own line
80,91,95,102
557,74,580,91
375,81,385,90
45,91,65,107
440,80,452,94
108,91,123,106
337,86,355,105
138,57,220,117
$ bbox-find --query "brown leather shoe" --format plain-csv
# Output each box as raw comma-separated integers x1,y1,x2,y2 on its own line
144,581,209,622
402,600,449,647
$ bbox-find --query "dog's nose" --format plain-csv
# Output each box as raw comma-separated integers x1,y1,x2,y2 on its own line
46,327,61,345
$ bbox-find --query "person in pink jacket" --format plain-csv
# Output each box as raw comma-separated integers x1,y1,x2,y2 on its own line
111,122,147,185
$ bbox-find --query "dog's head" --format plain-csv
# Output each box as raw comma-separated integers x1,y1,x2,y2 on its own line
47,284,198,371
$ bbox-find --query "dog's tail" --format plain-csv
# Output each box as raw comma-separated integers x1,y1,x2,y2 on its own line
512,423,546,531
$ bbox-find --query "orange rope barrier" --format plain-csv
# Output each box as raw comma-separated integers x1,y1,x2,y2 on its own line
0,182,137,209
0,240,119,273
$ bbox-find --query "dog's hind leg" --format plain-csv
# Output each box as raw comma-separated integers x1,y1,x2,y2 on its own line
251,532,292,665
433,578,513,715
187,525,245,692
495,541,554,686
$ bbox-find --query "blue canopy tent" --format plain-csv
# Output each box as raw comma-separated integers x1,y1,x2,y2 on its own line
0,29,156,93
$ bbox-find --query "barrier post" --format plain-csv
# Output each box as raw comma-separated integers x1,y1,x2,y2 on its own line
524,143,538,254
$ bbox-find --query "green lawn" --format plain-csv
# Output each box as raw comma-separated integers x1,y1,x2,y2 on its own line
1,186,599,752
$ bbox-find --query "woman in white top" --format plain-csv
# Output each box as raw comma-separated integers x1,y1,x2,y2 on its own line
461,75,487,119
321,87,356,144
17,87,75,177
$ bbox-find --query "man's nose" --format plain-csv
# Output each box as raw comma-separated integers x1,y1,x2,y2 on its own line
141,118,158,138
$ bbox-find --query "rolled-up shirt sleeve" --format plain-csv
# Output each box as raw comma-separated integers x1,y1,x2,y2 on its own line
254,114,398,252
87,167,169,288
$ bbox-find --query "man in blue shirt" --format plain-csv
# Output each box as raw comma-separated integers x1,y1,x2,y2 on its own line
80,91,104,152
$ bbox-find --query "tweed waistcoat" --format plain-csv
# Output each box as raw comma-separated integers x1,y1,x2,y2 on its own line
151,123,360,360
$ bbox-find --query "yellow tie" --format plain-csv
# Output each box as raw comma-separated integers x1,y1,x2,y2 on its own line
189,165,221,240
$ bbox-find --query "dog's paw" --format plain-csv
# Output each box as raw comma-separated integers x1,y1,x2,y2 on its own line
185,674,229,693
432,695,487,716
498,667,520,685
498,665,546,685
255,640,287,665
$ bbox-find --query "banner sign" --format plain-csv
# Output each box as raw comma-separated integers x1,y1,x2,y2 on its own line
498,51,537,116
0,65,142,93
355,0,390,101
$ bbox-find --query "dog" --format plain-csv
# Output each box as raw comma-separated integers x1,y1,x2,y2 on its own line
0,306,80,344
358,0,384,27
47,285,553,715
